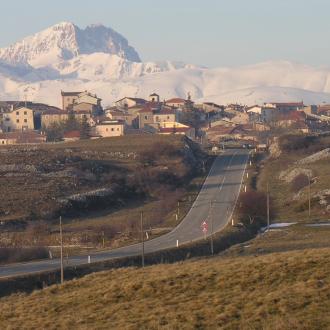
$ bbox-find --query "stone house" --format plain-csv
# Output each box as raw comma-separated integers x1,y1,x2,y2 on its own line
2,107,35,132
115,97,146,109
61,91,81,111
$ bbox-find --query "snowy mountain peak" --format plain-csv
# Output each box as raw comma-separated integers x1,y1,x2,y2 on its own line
0,22,141,68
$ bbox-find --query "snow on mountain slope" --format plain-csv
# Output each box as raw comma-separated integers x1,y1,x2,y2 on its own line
0,22,141,67
54,53,199,80
198,86,330,106
1,22,330,107
5,64,330,108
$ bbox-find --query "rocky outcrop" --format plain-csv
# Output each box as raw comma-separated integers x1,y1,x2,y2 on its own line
0,164,38,173
296,148,330,165
279,168,313,183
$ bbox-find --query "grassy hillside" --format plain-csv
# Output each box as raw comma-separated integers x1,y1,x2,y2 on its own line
257,134,330,222
222,223,330,257
0,135,209,261
0,248,329,329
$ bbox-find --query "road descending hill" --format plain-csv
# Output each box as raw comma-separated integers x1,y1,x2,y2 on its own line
0,248,329,329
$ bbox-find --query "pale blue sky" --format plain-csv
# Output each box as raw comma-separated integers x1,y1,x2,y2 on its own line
1,0,329,67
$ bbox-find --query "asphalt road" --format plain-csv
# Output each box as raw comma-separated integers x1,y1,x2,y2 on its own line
0,149,249,278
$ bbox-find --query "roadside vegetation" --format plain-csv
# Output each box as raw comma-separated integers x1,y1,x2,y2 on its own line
0,248,328,329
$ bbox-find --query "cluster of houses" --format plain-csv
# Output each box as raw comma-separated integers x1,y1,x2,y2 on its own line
204,101,330,147
0,89,329,146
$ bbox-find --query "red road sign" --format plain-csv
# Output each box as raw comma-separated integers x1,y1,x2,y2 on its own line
201,221,208,233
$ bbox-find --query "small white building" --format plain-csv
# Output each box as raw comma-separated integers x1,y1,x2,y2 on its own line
93,120,125,138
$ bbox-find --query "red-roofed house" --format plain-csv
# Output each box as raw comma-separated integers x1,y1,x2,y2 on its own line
266,102,304,113
115,97,147,109
165,98,186,108
277,111,306,128
146,121,195,139
0,131,46,145
63,130,81,142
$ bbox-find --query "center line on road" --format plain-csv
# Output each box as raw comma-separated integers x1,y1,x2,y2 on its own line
219,177,226,190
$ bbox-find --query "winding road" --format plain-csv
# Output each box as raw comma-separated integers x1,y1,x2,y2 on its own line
0,149,249,278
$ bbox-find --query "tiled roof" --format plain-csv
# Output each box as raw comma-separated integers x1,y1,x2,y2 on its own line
157,109,176,115
271,102,304,107
159,127,190,133
64,130,81,138
166,98,186,104
61,91,82,96
42,109,68,115
278,111,306,121
0,131,46,143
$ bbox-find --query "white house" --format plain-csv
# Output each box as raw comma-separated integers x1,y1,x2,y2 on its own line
93,120,125,138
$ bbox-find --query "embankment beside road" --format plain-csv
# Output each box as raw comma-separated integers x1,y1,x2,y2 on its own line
0,224,255,297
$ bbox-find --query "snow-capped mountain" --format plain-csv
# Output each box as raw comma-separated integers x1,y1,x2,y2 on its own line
0,22,141,67
1,22,330,107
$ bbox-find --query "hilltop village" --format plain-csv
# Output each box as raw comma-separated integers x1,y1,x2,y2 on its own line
0,91,330,146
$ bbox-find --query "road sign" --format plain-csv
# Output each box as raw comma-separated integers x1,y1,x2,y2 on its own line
201,220,208,234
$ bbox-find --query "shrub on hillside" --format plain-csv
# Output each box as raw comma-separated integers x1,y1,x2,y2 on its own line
291,174,310,193
280,134,330,154
237,191,274,229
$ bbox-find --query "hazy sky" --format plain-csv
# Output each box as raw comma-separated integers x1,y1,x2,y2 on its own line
1,0,329,67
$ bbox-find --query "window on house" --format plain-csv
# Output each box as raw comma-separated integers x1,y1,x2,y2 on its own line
106,128,108,132
16,119,19,123
24,111,27,115
117,128,119,131
16,112,19,116
167,116,170,119
144,116,148,120
24,119,27,123
111,128,114,131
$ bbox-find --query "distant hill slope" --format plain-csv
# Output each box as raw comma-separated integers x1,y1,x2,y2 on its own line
0,248,329,329
1,22,330,106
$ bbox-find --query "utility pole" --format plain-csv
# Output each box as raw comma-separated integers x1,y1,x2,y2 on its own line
177,201,180,219
308,175,311,220
140,211,145,268
267,182,270,231
59,216,64,285
210,201,214,255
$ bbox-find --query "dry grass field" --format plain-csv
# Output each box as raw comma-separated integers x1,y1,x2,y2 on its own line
0,134,185,222
222,223,330,257
0,248,329,329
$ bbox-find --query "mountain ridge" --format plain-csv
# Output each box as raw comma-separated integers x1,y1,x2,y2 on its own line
0,22,141,67
1,22,330,107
